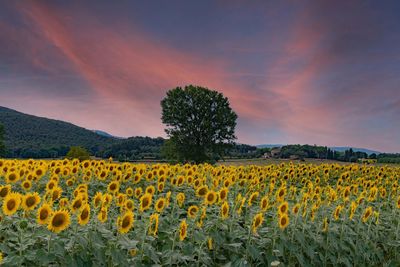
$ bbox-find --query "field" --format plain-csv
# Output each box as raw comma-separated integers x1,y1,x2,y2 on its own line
0,159,399,266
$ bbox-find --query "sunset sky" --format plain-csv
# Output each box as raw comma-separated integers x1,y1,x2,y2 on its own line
0,1,399,152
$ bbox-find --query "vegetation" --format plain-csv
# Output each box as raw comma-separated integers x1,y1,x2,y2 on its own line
0,106,112,158
0,123,5,157
377,153,400,164
66,146,91,161
0,159,399,266
161,85,237,163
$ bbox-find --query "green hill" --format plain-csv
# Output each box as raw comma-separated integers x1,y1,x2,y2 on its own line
0,106,116,158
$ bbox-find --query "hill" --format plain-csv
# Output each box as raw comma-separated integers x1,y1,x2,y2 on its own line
0,106,116,158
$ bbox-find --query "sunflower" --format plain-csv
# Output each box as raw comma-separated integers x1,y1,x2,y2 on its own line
93,192,103,208
145,185,155,195
51,187,63,202
179,219,188,241
124,199,134,211
247,192,259,206
176,175,185,187
276,187,286,202
196,185,208,198
117,211,134,234
59,198,69,209
97,207,108,223
21,180,32,191
157,182,165,193
260,196,269,211
148,213,159,236
37,203,53,225
187,205,199,219
237,197,246,215
362,207,373,223
102,193,113,208
78,204,90,225
71,196,84,213
22,192,41,211
292,203,301,215
0,185,11,198
176,193,185,207
278,213,289,230
220,201,229,220
278,201,289,215
6,172,20,183
116,193,126,207
252,212,264,234
134,187,143,199
3,193,21,216
139,193,152,212
218,187,229,203
333,205,343,221
205,191,217,205
48,210,71,233
155,197,166,213
126,187,134,197
107,181,120,195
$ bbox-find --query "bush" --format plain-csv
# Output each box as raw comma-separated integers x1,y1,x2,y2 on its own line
66,146,90,161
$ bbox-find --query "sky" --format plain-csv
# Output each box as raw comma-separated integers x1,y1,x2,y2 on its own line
0,0,399,152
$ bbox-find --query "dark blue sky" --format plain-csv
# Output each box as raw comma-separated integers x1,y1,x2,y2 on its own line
0,0,399,151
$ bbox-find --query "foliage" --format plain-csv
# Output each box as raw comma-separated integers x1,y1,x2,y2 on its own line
0,159,399,266
0,106,112,158
377,153,400,164
0,123,5,157
161,85,238,163
66,146,91,161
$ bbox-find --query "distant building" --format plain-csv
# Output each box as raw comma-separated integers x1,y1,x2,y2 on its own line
271,147,281,158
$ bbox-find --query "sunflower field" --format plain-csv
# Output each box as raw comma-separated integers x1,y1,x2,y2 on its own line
0,159,399,266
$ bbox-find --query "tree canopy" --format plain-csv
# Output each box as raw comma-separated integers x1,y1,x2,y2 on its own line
161,85,238,163
66,146,91,161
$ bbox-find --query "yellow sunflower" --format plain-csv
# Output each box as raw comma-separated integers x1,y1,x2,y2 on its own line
148,213,159,236
278,201,289,215
117,211,134,234
93,192,103,208
205,191,217,205
37,203,53,225
252,212,264,234
97,207,108,223
187,205,199,219
3,192,21,216
139,193,152,212
47,210,71,233
78,204,90,225
22,192,41,211
176,193,185,207
0,185,11,198
155,197,166,213
362,207,373,223
220,201,229,220
179,219,188,241
278,213,289,230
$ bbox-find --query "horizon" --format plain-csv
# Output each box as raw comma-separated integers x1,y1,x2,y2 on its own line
1,1,399,152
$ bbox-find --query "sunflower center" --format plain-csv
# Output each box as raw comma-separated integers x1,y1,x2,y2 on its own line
7,199,16,210
81,209,89,220
122,216,131,228
26,196,36,207
52,214,66,227
40,209,49,220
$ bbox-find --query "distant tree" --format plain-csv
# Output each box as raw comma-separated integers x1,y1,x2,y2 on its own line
0,123,5,157
161,85,238,163
66,146,90,161
369,153,377,159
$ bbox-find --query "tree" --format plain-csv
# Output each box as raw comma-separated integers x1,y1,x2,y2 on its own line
0,123,5,157
161,85,238,163
66,146,90,161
